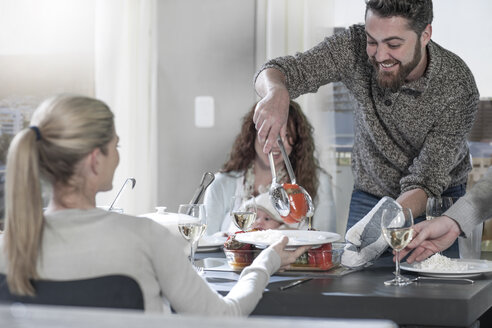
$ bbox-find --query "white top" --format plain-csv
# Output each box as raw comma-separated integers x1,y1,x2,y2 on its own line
204,170,336,235
0,208,281,315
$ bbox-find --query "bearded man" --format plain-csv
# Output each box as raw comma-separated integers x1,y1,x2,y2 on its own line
253,0,479,236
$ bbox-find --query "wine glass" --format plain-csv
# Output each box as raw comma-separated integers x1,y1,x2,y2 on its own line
230,196,257,231
426,197,453,220
381,207,414,286
177,204,207,269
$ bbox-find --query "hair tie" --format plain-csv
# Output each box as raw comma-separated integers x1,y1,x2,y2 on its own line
29,126,42,141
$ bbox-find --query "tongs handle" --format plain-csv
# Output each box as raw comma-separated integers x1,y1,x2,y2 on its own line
109,177,136,211
268,152,278,185
277,136,296,184
189,172,215,205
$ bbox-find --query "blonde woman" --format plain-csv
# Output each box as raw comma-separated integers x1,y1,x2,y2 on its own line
0,94,307,314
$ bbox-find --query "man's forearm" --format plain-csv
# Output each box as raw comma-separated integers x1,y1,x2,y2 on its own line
254,68,288,98
396,188,428,218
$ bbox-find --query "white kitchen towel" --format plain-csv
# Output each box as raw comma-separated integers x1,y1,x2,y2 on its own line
341,196,402,269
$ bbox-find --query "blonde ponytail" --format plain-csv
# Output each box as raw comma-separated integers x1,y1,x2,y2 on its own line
4,129,44,295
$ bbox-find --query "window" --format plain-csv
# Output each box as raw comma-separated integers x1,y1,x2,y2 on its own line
0,0,95,219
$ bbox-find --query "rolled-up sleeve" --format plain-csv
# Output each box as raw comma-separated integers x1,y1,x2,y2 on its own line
254,25,364,99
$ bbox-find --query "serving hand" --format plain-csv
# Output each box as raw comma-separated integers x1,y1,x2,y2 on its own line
271,236,310,269
253,69,290,154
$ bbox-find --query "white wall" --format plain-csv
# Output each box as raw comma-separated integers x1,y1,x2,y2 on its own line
157,0,257,212
432,0,492,98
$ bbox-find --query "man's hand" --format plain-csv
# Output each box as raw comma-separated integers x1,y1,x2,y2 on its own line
399,216,461,263
395,188,427,219
253,68,290,153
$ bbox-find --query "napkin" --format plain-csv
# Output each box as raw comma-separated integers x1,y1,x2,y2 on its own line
341,196,401,269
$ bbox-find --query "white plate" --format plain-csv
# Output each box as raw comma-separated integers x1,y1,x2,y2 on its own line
198,235,227,248
234,230,341,248
196,246,222,253
401,259,492,278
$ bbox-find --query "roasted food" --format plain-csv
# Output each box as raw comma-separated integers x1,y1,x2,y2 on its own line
290,243,334,270
223,230,260,269
223,231,255,250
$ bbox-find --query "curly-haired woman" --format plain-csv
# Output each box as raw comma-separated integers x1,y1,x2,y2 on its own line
204,101,336,234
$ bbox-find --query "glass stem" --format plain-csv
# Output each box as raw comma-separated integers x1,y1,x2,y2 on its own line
395,250,401,278
190,242,196,267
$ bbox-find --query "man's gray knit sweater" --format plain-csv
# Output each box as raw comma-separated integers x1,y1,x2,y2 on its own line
256,24,479,199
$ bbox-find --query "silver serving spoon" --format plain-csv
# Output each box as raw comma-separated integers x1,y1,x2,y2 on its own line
268,151,290,216
108,177,136,211
276,136,314,217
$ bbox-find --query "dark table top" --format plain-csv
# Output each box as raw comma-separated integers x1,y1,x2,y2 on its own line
197,249,492,328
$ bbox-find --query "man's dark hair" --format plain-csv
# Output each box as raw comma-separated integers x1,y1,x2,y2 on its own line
365,0,433,35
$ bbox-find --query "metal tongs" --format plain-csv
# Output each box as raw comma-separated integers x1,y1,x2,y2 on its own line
268,151,290,217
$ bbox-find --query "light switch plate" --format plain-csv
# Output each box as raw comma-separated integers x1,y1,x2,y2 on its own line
195,96,215,128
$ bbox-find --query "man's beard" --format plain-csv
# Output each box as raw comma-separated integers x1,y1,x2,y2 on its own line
370,39,422,91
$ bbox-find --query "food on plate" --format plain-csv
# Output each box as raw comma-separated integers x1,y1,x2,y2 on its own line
224,229,340,271
223,230,256,250
281,183,308,223
291,243,334,271
223,230,261,269
415,253,469,271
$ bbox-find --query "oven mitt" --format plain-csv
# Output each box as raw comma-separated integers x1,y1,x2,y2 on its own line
341,196,402,269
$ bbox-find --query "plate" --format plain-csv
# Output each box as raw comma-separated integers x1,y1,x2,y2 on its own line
401,259,492,278
196,246,222,253
198,235,227,249
234,230,341,248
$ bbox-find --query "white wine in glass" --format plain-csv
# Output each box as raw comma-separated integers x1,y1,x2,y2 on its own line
381,207,414,286
382,226,413,251
178,204,207,269
178,222,207,244
230,196,257,231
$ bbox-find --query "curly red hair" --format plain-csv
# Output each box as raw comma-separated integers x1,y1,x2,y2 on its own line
221,101,323,200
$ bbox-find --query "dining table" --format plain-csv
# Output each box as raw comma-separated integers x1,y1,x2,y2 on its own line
196,247,492,328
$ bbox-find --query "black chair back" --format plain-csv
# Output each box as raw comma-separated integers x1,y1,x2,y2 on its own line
0,274,144,310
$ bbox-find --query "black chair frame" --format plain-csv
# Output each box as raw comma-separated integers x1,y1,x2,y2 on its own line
0,273,144,310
